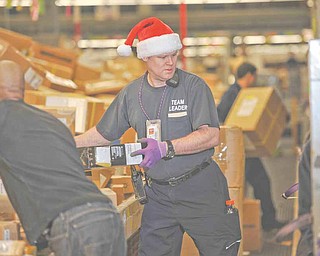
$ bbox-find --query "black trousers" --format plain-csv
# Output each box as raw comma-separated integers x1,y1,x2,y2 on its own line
245,157,276,225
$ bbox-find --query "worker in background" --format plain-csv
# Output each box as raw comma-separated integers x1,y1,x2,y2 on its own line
286,52,303,146
75,17,241,255
0,60,126,256
287,52,302,100
217,62,286,231
296,132,312,256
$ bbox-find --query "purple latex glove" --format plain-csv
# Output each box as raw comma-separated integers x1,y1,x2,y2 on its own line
131,138,167,169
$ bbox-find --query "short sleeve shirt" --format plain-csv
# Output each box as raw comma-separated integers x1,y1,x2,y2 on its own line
97,69,220,179
0,100,109,243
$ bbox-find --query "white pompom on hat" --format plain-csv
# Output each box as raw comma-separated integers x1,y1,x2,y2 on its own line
117,17,182,59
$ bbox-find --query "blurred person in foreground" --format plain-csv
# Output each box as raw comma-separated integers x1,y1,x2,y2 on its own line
217,62,286,231
0,60,126,256
75,17,241,256
296,132,312,256
273,132,312,255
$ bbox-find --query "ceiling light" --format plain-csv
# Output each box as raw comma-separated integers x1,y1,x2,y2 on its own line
233,36,243,45
269,34,302,44
55,0,304,6
243,35,266,45
0,0,33,7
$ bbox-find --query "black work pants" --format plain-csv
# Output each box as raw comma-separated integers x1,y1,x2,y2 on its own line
245,157,276,225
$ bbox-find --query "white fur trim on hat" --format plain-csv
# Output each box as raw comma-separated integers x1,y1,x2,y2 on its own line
117,44,132,57
137,33,182,59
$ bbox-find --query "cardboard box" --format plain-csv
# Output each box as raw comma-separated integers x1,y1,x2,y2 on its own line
24,91,105,133
110,175,134,194
30,57,74,79
100,188,117,206
0,196,15,221
0,28,33,54
213,126,245,187
125,215,134,238
110,184,125,205
120,127,137,144
33,105,76,135
85,167,115,188
243,199,262,252
0,39,42,90
31,64,77,92
103,57,144,82
73,63,101,81
110,176,134,194
29,42,78,69
0,222,19,240
0,240,25,256
117,195,143,239
45,94,105,133
225,87,288,157
84,79,126,96
42,71,78,92
132,208,143,233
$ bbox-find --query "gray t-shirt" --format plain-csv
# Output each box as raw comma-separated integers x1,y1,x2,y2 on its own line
97,69,220,179
0,100,110,244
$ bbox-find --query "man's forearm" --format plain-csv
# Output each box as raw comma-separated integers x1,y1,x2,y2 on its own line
172,126,219,155
74,126,111,148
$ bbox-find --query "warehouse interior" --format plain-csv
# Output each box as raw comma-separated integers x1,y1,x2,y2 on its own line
0,0,319,255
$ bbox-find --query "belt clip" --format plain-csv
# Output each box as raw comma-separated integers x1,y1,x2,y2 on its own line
168,177,179,186
146,175,152,187
42,228,50,237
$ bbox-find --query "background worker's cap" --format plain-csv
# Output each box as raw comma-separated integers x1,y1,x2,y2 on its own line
117,17,182,59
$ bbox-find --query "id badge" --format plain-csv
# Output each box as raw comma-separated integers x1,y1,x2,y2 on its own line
146,119,161,141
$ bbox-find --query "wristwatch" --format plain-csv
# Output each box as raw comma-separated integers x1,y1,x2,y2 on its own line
164,140,175,160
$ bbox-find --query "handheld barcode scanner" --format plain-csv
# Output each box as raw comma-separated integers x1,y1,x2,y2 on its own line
130,165,148,204
79,144,149,205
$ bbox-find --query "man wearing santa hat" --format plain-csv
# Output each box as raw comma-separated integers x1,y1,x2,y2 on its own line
75,17,241,255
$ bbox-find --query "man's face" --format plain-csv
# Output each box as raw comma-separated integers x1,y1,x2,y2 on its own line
144,51,178,83
248,72,257,87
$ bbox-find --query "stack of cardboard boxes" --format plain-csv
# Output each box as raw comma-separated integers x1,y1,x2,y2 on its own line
215,127,263,254
0,28,139,133
0,28,145,254
24,90,106,134
217,126,246,255
243,199,262,252
0,193,26,256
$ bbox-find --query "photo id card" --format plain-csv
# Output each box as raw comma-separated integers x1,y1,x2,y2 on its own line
146,119,161,141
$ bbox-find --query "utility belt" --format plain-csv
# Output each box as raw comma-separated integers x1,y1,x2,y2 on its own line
146,159,211,187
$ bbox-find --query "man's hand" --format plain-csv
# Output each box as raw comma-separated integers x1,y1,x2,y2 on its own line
131,138,167,169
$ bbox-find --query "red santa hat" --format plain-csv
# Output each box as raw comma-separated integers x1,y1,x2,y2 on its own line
117,17,182,59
